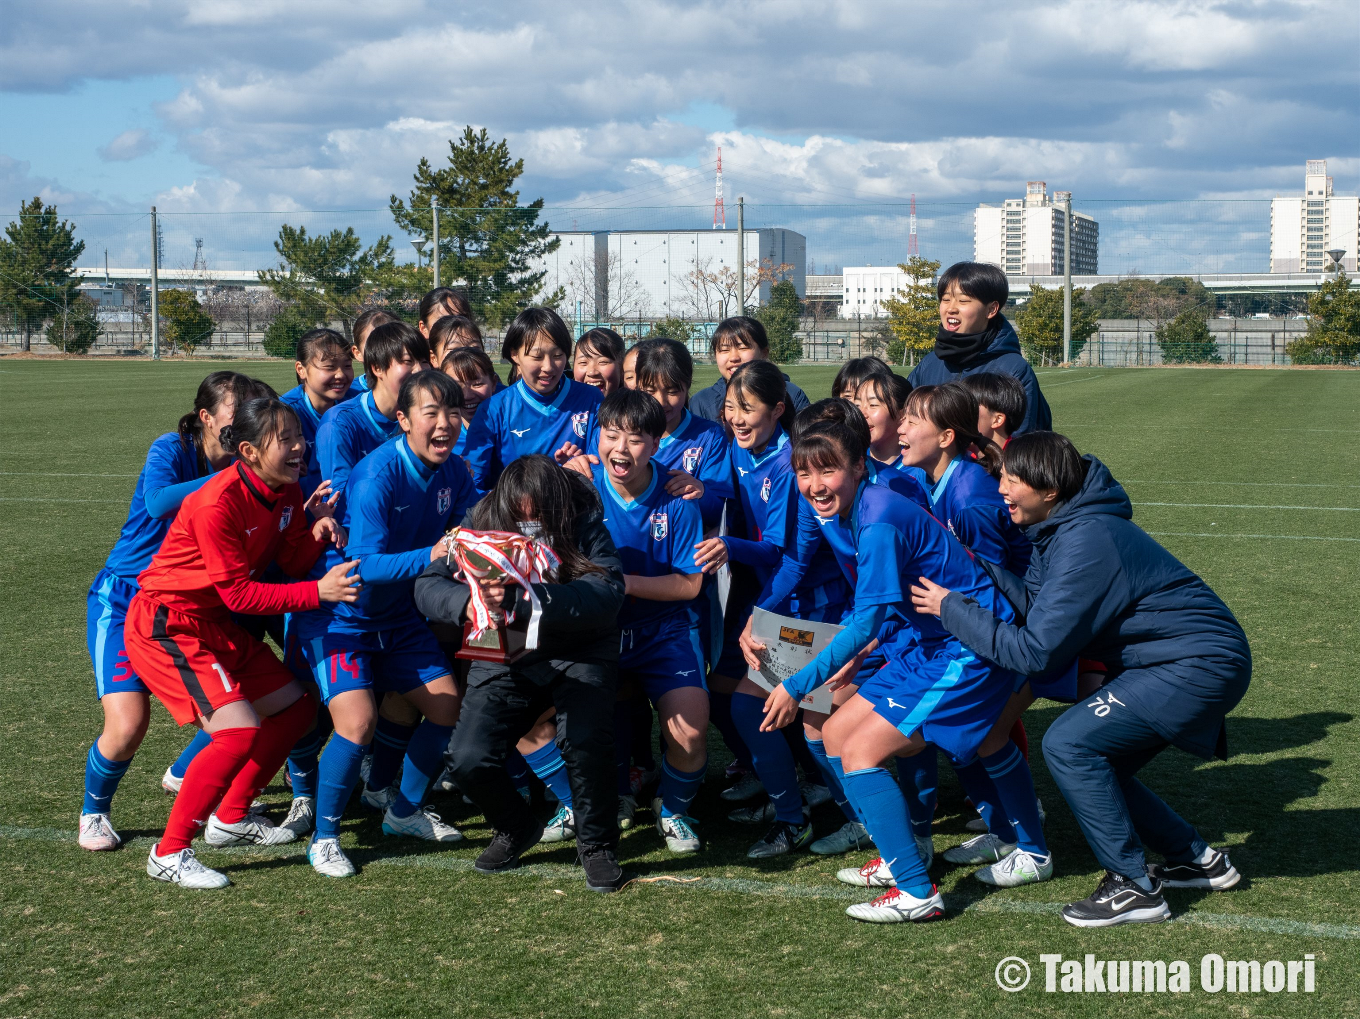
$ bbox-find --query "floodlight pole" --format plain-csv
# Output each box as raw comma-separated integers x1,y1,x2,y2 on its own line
737,197,745,316
432,198,440,289
150,206,160,360
1062,196,1073,365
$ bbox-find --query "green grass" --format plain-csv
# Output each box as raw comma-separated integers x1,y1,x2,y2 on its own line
2,360,1359,1018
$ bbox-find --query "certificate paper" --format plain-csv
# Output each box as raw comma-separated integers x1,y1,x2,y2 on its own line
745,607,843,714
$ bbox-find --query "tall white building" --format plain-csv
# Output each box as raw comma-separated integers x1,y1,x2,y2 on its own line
1270,160,1359,273
535,228,805,321
974,182,1098,276
839,265,916,319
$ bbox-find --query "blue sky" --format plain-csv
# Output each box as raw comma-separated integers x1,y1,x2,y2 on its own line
1,0,1355,273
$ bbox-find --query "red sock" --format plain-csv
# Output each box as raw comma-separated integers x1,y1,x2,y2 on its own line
158,727,256,854
216,691,316,823
1010,719,1029,760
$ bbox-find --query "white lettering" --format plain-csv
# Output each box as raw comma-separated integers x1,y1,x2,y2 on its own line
1084,954,1106,993
1201,954,1224,993
1040,954,1061,993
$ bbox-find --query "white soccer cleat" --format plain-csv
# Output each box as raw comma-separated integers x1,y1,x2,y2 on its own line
837,855,896,888
359,753,373,785
846,886,945,923
540,805,576,843
800,780,832,809
146,845,230,889
161,766,183,795
974,849,1054,887
307,837,356,878
811,821,873,856
617,794,637,830
204,811,297,847
279,796,315,839
943,832,1016,865
360,784,397,813
381,806,463,842
78,812,122,851
657,813,702,854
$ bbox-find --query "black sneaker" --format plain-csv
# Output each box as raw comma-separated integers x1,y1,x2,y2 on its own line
1148,848,1241,891
474,825,541,874
1061,871,1171,928
579,845,628,893
746,819,814,859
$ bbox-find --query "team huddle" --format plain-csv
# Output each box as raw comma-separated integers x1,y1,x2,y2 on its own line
80,262,1253,927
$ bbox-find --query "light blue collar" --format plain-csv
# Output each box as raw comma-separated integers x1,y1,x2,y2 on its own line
927,457,962,508
657,410,692,454
514,377,571,416
396,436,436,490
600,462,658,512
747,426,788,469
360,391,396,435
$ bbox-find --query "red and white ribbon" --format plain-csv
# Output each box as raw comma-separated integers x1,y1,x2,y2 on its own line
445,528,561,651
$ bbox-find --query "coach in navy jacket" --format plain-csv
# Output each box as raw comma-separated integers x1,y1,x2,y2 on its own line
918,435,1250,923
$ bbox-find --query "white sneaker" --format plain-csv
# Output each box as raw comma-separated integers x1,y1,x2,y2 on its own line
147,845,230,889
540,805,576,843
719,773,764,803
658,813,702,854
967,799,1046,833
943,832,1016,865
975,849,1054,887
359,753,373,785
78,812,122,851
204,811,297,846
800,780,832,809
837,855,896,888
279,796,315,838
381,806,463,842
161,766,183,795
307,836,356,878
360,784,397,812
846,886,945,923
617,794,637,830
811,821,872,856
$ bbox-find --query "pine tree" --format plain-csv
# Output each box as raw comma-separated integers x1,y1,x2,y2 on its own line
389,127,561,326
158,288,216,355
758,279,803,363
258,225,394,336
0,198,85,351
1286,272,1360,364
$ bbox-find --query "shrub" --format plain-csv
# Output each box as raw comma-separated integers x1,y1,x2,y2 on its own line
45,294,100,354
262,304,317,358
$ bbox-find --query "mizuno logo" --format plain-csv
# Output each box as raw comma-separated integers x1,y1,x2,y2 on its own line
737,467,750,476
511,427,531,437
394,505,409,512
887,698,907,709
769,790,789,800
676,670,695,676
244,526,258,536
323,815,343,822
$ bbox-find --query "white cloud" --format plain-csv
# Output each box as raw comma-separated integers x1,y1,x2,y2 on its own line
98,129,158,162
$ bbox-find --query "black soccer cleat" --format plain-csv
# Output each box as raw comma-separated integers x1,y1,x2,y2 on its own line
1061,871,1171,928
1148,847,1241,891
579,845,629,893
474,824,541,874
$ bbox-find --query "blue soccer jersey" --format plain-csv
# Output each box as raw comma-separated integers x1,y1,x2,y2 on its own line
315,390,402,503
758,496,851,622
722,427,797,586
591,461,704,629
102,432,216,580
324,436,478,632
926,456,1031,575
867,455,930,510
460,377,601,493
281,382,362,501
652,409,733,531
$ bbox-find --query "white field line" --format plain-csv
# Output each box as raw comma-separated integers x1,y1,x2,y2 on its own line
1140,502,1360,512
0,471,138,478
1150,531,1360,543
1127,480,1360,489
3,824,1358,940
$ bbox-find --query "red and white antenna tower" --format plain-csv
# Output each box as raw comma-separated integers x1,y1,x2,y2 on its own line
713,146,725,230
907,194,919,257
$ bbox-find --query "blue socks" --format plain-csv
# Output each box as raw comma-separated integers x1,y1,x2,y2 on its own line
313,734,369,841
367,717,416,792
506,748,532,797
730,692,803,824
391,722,454,819
954,756,1018,844
525,742,575,808
169,728,213,780
980,743,1048,856
658,758,706,818
896,750,939,839
806,737,859,824
841,767,932,897
83,742,132,814
287,708,332,800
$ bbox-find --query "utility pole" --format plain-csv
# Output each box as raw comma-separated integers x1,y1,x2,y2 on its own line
150,206,160,360
1062,194,1073,365
737,197,745,316
432,198,440,289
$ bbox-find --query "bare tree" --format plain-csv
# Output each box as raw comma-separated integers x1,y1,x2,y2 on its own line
560,250,652,320
677,256,795,320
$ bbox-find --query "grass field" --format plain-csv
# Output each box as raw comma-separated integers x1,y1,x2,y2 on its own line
2,359,1359,1018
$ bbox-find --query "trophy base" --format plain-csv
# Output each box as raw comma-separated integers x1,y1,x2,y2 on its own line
455,617,529,663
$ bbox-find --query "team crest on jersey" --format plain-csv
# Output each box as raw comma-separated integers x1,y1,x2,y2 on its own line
278,505,293,531
681,446,703,474
571,411,589,438
650,511,668,541
437,486,452,515
760,477,772,503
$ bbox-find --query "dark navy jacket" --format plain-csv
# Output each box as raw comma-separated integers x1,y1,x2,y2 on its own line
940,456,1250,758
908,316,1052,435
690,373,810,424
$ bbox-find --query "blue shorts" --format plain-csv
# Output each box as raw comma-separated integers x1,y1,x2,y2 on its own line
859,639,1019,763
87,569,147,697
621,614,707,701
299,619,451,704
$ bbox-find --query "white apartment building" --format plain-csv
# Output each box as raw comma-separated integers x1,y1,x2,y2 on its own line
975,182,1098,276
839,265,915,319
1270,160,1359,273
535,228,806,321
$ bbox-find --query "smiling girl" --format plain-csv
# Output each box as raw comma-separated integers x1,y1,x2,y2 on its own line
281,329,358,501
573,327,625,396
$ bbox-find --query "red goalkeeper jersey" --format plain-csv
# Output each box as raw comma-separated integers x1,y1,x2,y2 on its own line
137,462,327,620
